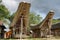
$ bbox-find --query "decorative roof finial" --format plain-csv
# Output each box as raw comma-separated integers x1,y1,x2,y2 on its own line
23,1,26,3
49,10,54,12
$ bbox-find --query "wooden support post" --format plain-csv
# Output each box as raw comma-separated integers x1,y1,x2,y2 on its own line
20,16,23,39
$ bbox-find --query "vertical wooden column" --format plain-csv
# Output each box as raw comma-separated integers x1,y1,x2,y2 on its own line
20,16,23,39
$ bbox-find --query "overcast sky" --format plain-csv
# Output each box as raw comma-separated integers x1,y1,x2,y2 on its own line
2,0,60,19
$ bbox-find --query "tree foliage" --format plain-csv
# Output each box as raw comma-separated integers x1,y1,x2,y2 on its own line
52,19,60,24
0,1,10,25
9,13,15,22
0,4,10,20
0,0,2,3
29,12,42,24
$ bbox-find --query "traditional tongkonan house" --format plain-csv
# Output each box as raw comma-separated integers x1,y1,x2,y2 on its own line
51,23,60,36
30,10,54,38
0,21,6,38
7,2,31,38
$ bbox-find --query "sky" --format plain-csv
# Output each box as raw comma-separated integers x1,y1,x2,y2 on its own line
2,0,60,19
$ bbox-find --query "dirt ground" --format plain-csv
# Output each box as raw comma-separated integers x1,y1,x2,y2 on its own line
0,37,60,40
1,38,60,40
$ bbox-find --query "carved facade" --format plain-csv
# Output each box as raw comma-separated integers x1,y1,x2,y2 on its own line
10,2,31,38
31,10,54,38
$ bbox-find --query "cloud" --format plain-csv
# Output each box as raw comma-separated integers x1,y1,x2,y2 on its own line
30,0,60,19
2,0,19,14
2,0,60,19
15,0,33,3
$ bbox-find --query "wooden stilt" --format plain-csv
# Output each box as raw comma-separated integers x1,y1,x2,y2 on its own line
20,16,23,40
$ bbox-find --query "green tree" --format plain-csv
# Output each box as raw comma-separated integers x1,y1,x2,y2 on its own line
0,5,10,19
0,0,2,3
9,13,15,22
52,19,60,24
29,12,42,24
0,4,10,25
